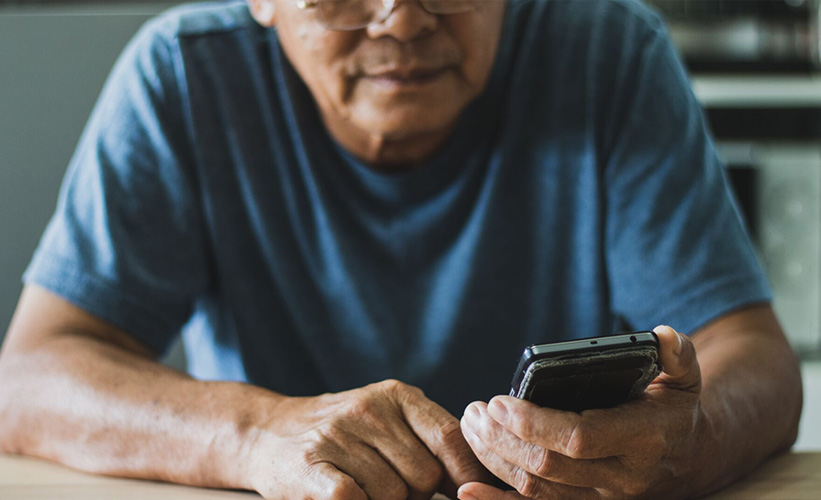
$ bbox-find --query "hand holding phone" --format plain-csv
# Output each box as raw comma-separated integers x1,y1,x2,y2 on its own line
461,326,707,500
510,331,662,412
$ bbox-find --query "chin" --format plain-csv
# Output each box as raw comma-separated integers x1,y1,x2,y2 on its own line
359,105,464,141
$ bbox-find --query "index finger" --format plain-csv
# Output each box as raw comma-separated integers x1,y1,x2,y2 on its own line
489,395,678,460
486,396,586,456
396,385,493,490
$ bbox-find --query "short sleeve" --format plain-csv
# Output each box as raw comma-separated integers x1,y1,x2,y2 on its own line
603,20,771,334
23,18,209,354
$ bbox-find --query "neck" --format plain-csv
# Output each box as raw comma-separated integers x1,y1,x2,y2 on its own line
320,111,457,172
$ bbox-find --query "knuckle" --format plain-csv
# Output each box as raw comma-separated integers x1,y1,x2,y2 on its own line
526,444,552,477
415,460,444,492
435,417,465,448
379,378,406,394
301,447,334,471
564,420,590,459
299,447,320,466
347,396,378,419
304,430,331,458
379,378,425,402
408,384,426,399
325,476,361,500
324,418,349,441
513,466,542,498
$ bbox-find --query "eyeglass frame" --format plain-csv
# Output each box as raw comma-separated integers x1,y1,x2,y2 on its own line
296,0,476,31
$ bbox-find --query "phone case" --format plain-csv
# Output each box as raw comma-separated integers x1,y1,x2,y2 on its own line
514,345,661,412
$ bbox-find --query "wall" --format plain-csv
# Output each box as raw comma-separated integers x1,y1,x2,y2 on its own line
0,3,182,363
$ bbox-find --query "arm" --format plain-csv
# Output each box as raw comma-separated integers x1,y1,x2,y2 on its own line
457,304,802,499
0,284,276,489
0,285,489,499
687,304,802,495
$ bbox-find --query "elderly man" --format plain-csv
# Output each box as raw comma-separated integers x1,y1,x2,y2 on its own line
0,0,802,499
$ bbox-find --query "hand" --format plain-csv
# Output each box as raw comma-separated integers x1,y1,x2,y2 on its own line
246,379,491,500
458,326,705,500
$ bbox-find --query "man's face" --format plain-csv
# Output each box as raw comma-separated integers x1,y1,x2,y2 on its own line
255,0,506,143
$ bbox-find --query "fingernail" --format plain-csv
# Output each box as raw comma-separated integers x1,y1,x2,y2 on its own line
463,402,480,420
457,487,479,500
674,334,684,357
488,399,509,425
653,324,674,336
461,404,478,428
654,325,683,357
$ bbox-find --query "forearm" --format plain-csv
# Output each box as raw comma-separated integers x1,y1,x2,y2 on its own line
687,310,802,497
0,331,281,490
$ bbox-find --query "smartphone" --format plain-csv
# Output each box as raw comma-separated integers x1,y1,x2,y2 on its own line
509,331,661,412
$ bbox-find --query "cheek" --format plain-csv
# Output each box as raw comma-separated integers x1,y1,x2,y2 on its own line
460,49,492,92
450,9,505,92
285,28,360,111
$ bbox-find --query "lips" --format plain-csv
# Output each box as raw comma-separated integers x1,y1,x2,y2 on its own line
363,66,451,88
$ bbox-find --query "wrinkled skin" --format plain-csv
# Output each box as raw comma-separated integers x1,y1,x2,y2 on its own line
248,379,491,500
247,0,506,167
459,326,705,500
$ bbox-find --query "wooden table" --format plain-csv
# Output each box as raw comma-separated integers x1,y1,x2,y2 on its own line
707,452,821,499
1,452,819,499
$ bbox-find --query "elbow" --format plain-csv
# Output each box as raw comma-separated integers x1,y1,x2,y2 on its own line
0,349,40,455
779,352,804,452
0,356,17,453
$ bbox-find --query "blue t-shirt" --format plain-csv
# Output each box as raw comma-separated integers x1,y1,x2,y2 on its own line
25,0,770,415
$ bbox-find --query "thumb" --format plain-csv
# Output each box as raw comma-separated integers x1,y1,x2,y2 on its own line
458,481,525,500
652,325,702,393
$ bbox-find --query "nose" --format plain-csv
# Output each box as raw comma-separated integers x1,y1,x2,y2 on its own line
366,0,439,42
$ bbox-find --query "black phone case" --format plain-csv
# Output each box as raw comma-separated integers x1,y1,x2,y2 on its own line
512,343,661,413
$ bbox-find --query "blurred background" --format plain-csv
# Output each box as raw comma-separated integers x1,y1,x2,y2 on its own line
1,0,819,447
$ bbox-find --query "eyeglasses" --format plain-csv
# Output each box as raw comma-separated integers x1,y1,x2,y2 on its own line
296,0,480,31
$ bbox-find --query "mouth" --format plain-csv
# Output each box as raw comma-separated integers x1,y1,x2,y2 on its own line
363,66,452,89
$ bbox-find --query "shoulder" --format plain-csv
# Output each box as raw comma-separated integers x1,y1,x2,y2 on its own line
537,0,666,37
493,2,693,172
502,0,683,106
140,1,260,41
107,1,266,95
120,0,263,70
506,0,669,62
